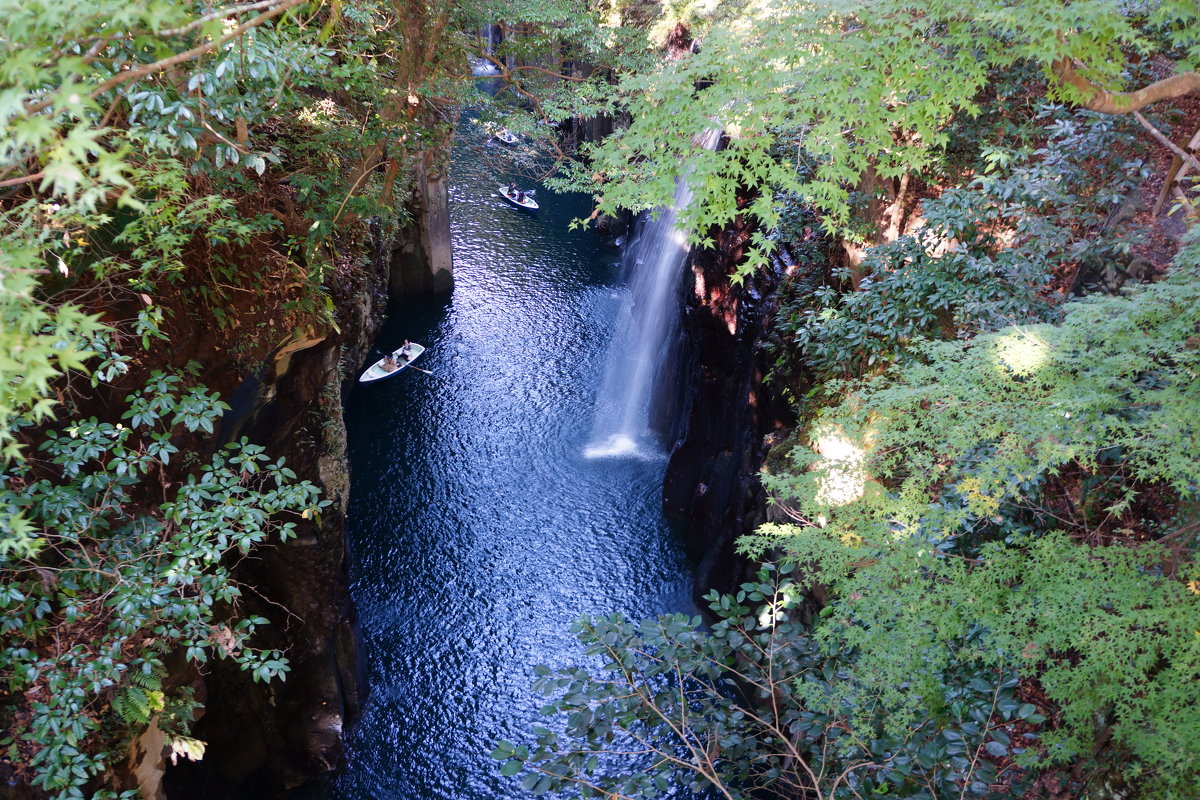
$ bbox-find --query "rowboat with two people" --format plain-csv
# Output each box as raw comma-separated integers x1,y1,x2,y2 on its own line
493,128,519,145
359,341,427,383
498,183,539,210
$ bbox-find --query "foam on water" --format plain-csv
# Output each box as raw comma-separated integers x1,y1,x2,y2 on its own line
582,434,653,460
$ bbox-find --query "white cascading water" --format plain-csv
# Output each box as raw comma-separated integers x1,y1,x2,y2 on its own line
585,130,721,459
470,24,501,74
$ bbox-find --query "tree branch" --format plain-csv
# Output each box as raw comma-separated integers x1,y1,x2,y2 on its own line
157,0,289,38
0,172,44,189
1052,58,1200,114
21,0,307,117
1132,111,1200,176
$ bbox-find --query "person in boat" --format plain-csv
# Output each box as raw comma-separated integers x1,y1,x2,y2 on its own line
382,355,398,372
516,190,525,202
507,182,516,196
399,340,411,361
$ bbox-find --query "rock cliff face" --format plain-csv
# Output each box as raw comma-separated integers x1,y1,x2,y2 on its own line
390,155,455,298
663,217,791,600
161,227,397,799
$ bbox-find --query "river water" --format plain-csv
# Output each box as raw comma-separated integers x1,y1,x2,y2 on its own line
326,138,695,799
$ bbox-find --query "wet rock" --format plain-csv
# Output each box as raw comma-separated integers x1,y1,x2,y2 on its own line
664,214,792,601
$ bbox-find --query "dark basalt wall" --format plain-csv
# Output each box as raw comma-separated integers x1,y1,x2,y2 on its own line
663,215,792,601
390,157,454,298
163,225,397,799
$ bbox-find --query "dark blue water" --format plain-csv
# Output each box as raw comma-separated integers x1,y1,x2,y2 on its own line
328,140,695,799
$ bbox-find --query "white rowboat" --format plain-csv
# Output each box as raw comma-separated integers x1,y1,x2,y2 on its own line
498,185,539,210
359,343,426,383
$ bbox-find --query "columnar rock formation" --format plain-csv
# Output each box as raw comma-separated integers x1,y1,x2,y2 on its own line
664,214,792,600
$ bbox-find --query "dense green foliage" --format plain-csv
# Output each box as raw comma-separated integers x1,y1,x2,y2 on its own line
752,242,1200,791
499,240,1200,799
1,364,324,797
550,0,1200,270
495,565,1044,800
0,274,103,462
0,0,461,438
0,1,421,796
496,2,1200,799
769,107,1149,384
1,0,316,442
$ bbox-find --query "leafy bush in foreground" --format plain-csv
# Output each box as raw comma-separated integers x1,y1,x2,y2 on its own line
0,367,325,798
499,239,1200,799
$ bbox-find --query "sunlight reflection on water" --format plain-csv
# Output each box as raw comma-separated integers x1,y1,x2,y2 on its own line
322,124,696,800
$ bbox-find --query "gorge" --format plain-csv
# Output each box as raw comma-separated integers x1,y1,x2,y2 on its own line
317,123,748,800
4,3,1200,800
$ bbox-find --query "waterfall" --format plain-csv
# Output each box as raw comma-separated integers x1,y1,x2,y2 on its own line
482,23,500,56
471,24,501,74
585,130,721,459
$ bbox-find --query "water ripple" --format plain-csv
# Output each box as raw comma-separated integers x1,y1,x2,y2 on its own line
324,130,694,800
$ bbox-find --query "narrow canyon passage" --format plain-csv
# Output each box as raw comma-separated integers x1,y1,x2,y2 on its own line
327,137,696,799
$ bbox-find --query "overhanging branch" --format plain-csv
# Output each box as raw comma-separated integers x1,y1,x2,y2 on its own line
1052,57,1200,114
21,0,307,117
